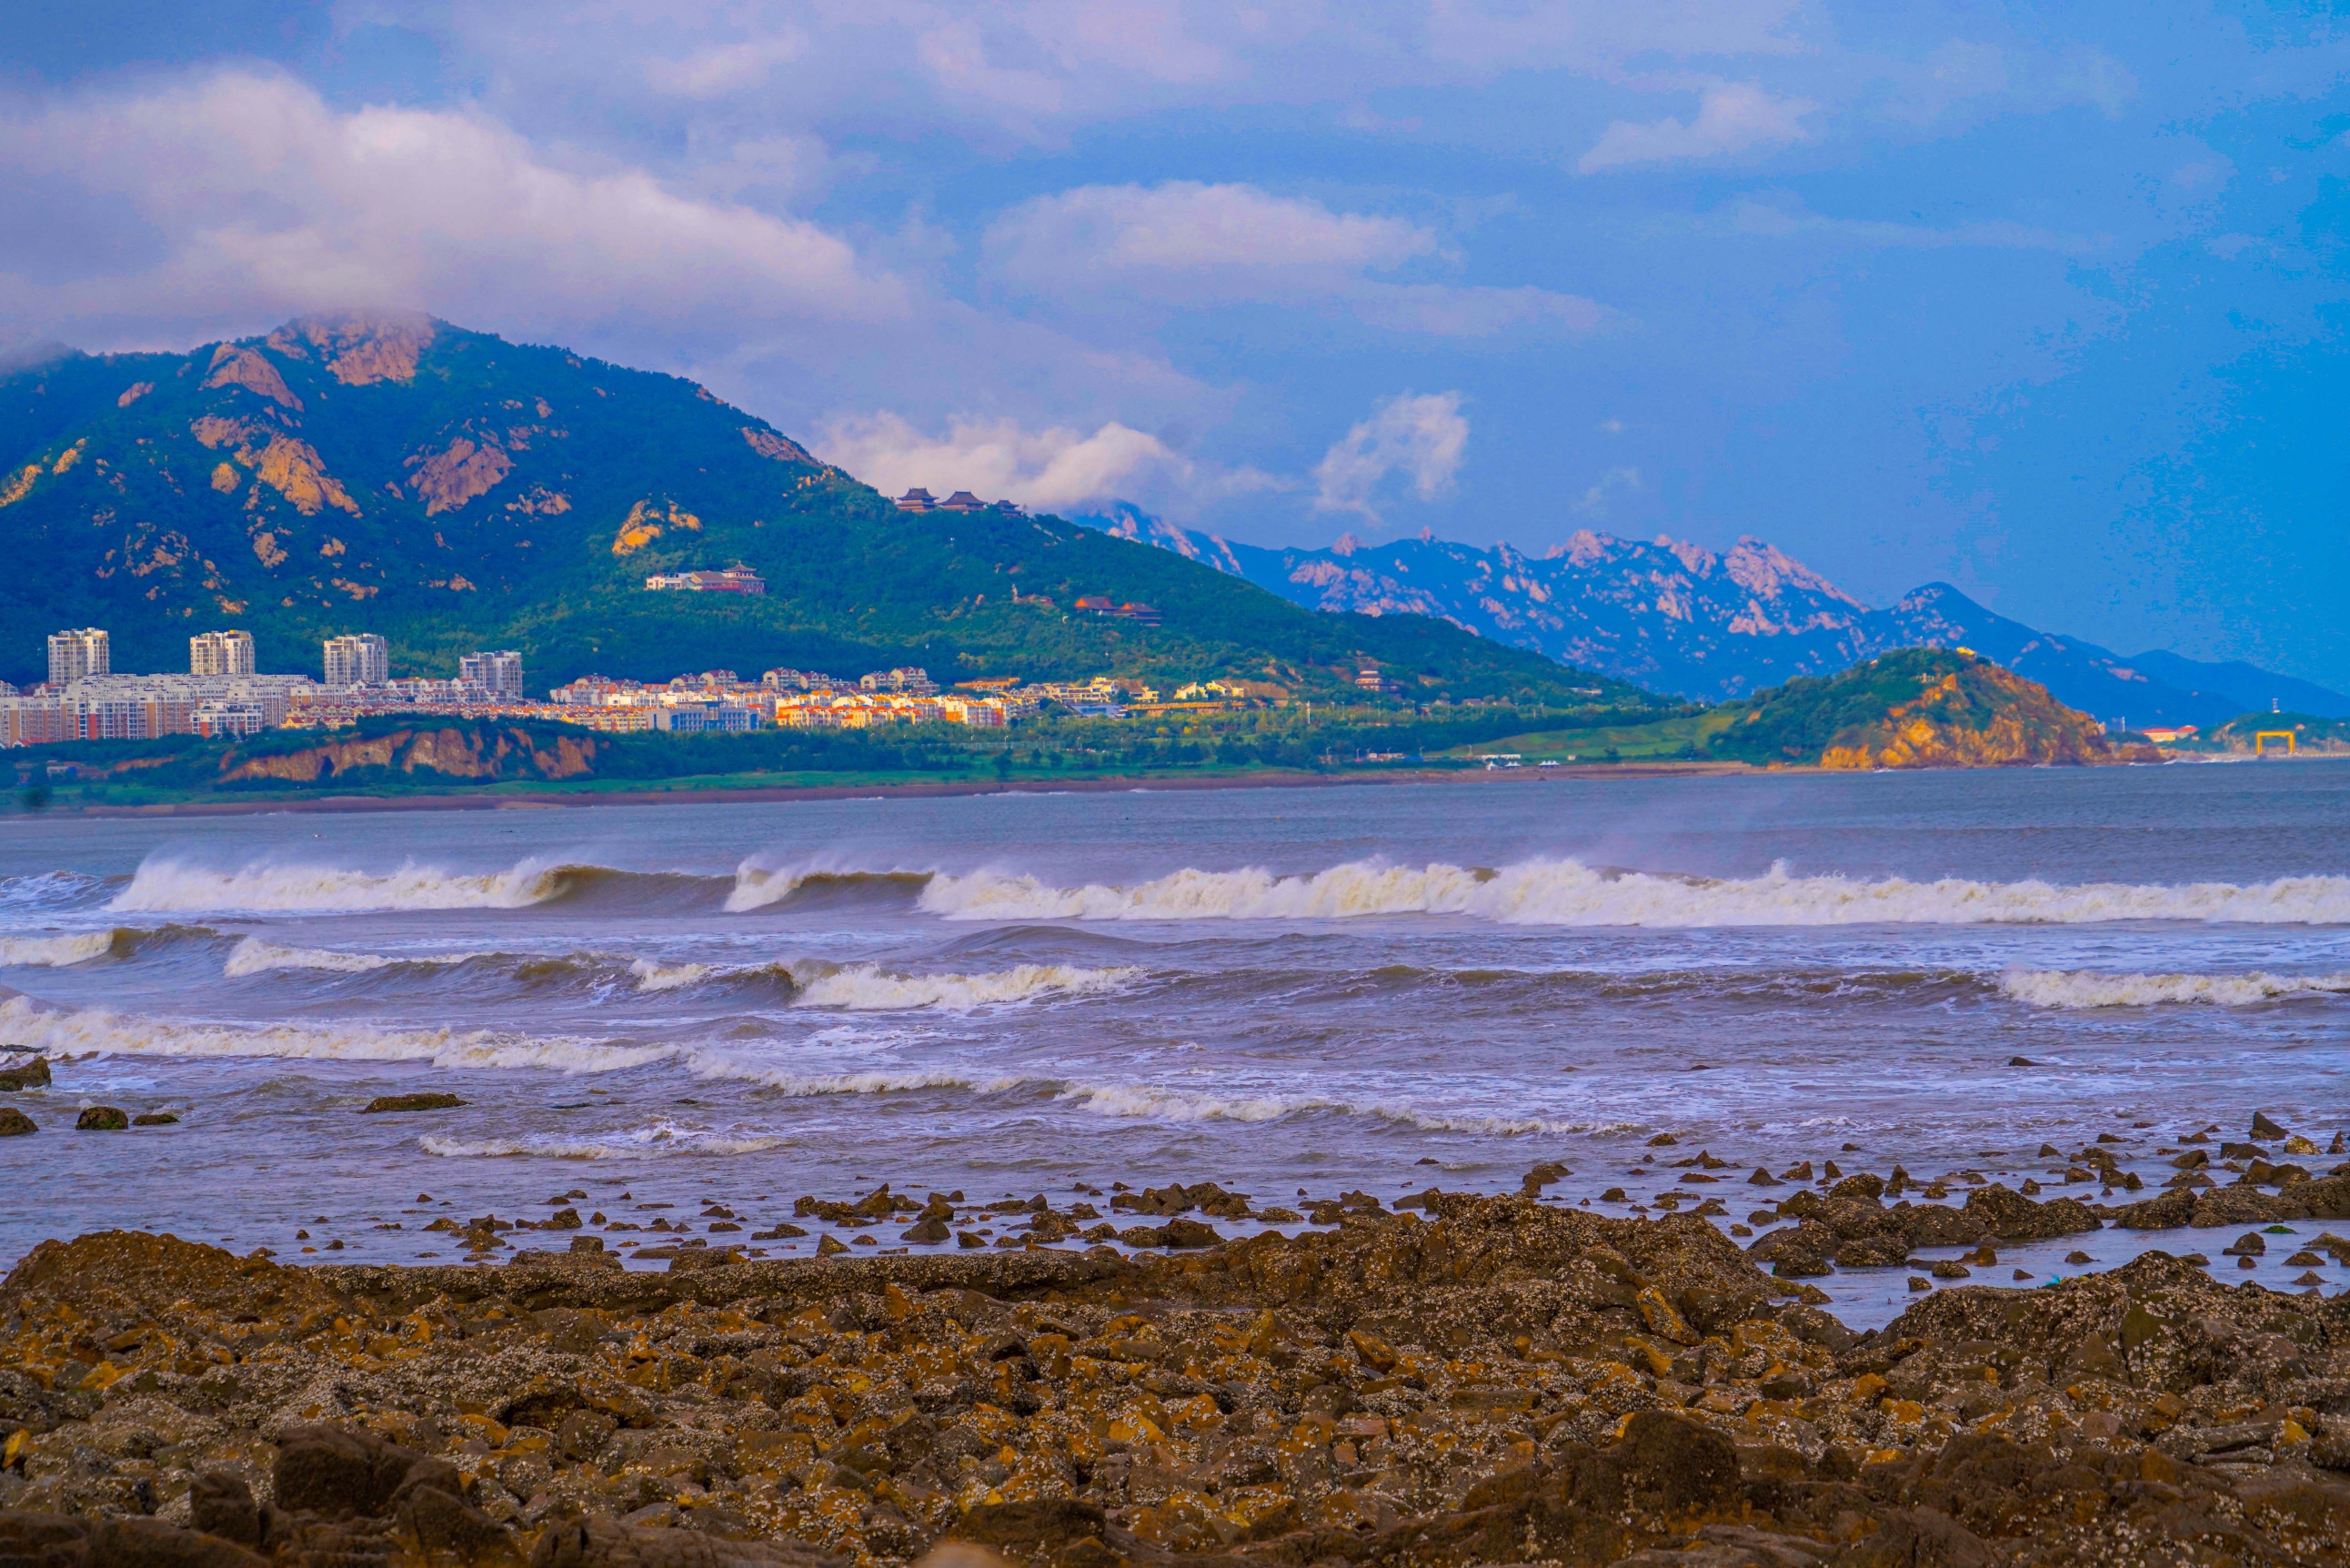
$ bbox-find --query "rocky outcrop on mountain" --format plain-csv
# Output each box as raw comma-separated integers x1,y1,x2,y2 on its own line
1709,650,2157,769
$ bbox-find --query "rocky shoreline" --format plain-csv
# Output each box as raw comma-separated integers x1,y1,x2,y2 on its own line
5,1163,2350,1568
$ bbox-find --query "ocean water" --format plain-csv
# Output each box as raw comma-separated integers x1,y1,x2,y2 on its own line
3,762,2346,1326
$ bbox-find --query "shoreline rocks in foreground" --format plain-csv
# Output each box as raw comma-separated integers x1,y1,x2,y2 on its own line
5,1196,2350,1568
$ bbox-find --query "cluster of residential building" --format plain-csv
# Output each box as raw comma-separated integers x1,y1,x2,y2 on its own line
541,667,1029,731
0,628,529,748
4,621,1280,751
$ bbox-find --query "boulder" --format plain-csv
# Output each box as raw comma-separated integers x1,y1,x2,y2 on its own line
1960,1184,2099,1240
272,1422,451,1518
0,1513,268,1568
359,1092,465,1114
75,1106,129,1131
0,1055,51,1091
530,1517,841,1568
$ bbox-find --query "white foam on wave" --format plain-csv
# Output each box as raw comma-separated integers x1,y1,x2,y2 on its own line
630,959,718,992
691,1060,1029,1097
111,856,577,914
420,1121,791,1159
1051,1079,1587,1135
2000,969,2350,1009
792,963,1140,1011
724,858,931,913
226,938,395,977
0,993,665,1073
725,861,808,913
0,932,114,968
919,858,2350,928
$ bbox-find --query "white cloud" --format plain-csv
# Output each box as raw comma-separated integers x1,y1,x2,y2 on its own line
1576,466,1641,515
1312,392,1469,518
1716,194,2101,256
988,181,1436,286
985,181,1601,337
1351,283,1604,336
0,70,903,348
815,410,1277,515
1577,82,1816,172
1426,0,1804,71
646,31,811,98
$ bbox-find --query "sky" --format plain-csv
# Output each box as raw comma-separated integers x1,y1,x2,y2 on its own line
5,3,2350,683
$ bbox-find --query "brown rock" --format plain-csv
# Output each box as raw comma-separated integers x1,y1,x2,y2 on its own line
0,1513,270,1568
530,1516,841,1568
360,1092,466,1113
1611,1411,1740,1513
0,1055,51,1091
189,1473,262,1549
272,1422,442,1517
75,1106,129,1131
0,1107,35,1136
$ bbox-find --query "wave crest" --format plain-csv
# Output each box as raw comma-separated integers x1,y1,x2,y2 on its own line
2000,969,2350,1009
630,959,718,992
919,858,2350,928
0,994,663,1072
111,856,591,914
0,932,116,968
726,861,933,913
792,963,1140,1011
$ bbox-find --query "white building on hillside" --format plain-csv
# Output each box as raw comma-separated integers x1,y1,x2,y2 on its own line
48,628,109,687
191,629,255,678
459,650,523,699
323,633,389,687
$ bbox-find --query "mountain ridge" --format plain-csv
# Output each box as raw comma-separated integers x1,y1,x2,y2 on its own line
0,312,1647,712
1082,505,2350,727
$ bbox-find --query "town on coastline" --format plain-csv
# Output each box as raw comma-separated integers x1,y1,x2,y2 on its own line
0,621,1301,752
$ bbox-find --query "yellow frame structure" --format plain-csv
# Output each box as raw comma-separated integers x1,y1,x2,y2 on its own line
2255,730,2296,756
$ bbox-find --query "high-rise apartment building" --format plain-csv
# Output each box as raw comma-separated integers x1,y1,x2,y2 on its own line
323,633,389,688
458,649,524,699
47,628,109,687
190,629,255,678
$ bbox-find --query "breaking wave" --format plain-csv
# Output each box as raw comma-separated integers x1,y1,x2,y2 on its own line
725,861,933,913
629,959,719,992
791,963,1140,1011
110,856,608,914
919,858,2350,927
0,931,117,968
1049,1081,1588,1135
2000,969,2350,1009
0,993,665,1073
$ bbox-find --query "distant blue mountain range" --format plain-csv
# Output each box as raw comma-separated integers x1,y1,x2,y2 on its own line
1079,505,2350,729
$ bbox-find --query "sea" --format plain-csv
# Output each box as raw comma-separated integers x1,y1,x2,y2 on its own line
3,761,2345,1327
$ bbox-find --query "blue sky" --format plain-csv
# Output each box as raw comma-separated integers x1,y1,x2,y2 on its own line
5,3,2350,681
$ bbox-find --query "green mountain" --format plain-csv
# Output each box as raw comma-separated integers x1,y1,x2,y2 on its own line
0,311,1642,709
1704,648,2145,768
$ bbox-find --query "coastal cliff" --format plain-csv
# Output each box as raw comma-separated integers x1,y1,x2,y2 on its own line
1711,648,2157,769
215,723,602,784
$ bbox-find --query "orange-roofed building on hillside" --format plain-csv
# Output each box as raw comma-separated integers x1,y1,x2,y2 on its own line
894,488,937,512
939,490,986,512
